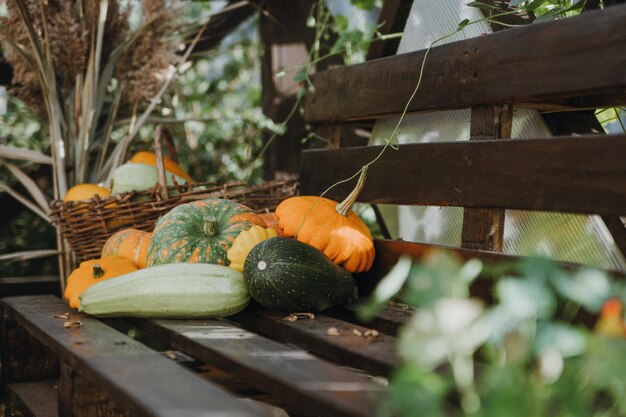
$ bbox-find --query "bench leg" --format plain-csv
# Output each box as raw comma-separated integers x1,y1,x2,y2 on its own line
1,313,59,390
58,362,130,417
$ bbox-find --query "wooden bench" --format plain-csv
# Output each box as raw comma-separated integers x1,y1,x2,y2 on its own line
3,4,626,417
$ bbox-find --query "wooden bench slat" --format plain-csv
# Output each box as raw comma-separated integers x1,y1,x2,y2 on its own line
8,381,58,417
230,307,397,376
300,135,626,216
130,318,386,417
304,4,626,122
1,295,266,417
0,276,60,299
326,302,413,336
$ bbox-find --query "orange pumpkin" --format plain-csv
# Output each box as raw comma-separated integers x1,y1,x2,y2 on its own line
129,151,194,183
64,183,111,202
275,167,374,273
101,229,152,268
64,256,137,308
257,212,284,236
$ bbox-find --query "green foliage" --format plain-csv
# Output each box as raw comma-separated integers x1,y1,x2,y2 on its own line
363,253,626,416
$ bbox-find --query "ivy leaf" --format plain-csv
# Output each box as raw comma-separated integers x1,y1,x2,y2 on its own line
350,0,377,10
293,68,309,83
457,18,471,31
333,14,349,33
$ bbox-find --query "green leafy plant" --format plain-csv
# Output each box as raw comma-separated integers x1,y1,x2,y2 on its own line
363,252,626,416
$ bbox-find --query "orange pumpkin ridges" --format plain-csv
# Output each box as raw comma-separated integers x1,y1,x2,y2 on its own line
275,167,375,273
64,256,137,309
102,229,152,269
129,151,194,183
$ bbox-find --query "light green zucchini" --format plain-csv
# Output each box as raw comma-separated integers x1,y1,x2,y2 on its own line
78,263,249,318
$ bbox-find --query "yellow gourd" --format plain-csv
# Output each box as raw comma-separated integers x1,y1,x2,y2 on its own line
227,226,277,272
64,256,137,309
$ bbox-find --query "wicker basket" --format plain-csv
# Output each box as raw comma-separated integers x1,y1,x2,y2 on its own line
49,126,298,263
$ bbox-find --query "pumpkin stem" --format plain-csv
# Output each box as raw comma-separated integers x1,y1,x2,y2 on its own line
335,166,368,216
92,264,105,279
203,217,219,237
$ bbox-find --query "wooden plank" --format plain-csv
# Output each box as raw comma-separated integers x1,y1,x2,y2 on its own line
325,302,413,336
366,0,413,60
1,314,59,386
304,5,626,123
0,276,60,298
1,295,266,417
8,381,58,417
356,239,626,296
57,362,129,417
130,318,386,417
230,307,397,376
601,216,626,260
299,135,626,216
461,105,512,251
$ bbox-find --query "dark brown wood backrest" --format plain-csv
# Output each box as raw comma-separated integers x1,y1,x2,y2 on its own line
300,5,626,281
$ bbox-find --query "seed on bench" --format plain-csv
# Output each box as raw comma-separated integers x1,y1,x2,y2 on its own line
282,312,315,322
327,327,340,336
63,321,83,328
55,313,70,319
352,329,363,336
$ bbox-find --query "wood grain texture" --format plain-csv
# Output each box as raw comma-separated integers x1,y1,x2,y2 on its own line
131,318,385,417
58,362,129,417
325,302,413,336
305,4,626,123
8,381,58,417
230,307,398,376
299,135,626,216
461,105,512,251
1,295,265,417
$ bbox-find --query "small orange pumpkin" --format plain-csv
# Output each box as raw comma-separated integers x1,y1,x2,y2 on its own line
101,229,152,268
64,184,111,202
129,151,194,183
64,256,137,308
275,167,374,273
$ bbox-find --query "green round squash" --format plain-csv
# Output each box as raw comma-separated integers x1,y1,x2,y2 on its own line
147,198,264,266
243,237,358,312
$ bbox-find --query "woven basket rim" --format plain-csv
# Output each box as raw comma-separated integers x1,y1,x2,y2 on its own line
49,178,297,211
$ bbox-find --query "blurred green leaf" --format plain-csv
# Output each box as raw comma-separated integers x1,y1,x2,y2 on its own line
496,276,556,320
386,364,449,417
550,268,612,312
359,256,412,320
534,322,587,358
